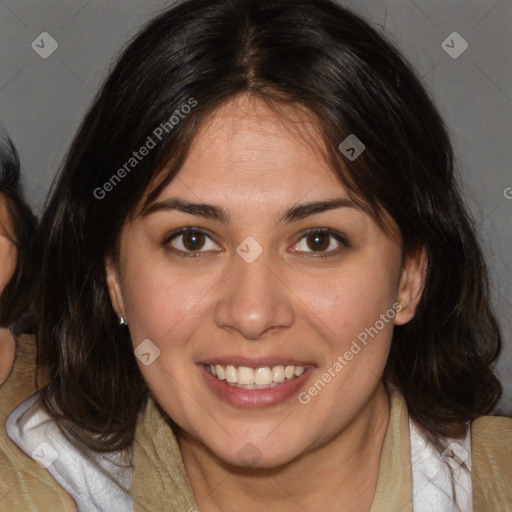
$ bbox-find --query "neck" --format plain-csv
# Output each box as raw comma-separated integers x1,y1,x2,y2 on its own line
178,383,390,512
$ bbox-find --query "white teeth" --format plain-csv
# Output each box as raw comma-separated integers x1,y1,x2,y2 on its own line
272,365,285,383
206,363,308,387
215,365,225,380
225,365,238,383
238,366,255,385
254,367,273,385
294,366,306,377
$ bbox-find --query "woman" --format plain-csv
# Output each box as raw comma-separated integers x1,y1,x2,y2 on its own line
2,0,511,510
0,136,38,384
0,178,17,384
0,135,48,506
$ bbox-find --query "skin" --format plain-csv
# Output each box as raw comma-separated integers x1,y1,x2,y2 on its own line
0,196,17,385
106,94,427,512
0,197,16,294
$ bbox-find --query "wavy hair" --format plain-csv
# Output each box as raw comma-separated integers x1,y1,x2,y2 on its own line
38,0,502,453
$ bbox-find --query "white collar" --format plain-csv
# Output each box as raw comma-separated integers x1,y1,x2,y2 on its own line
409,416,473,511
7,393,473,511
6,393,133,512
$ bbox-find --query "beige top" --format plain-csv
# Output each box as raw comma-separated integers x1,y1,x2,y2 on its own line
1,334,511,510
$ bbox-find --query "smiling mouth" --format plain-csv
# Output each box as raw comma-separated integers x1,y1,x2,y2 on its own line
204,364,308,389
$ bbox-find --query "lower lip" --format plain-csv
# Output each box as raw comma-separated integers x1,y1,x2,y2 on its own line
199,365,313,409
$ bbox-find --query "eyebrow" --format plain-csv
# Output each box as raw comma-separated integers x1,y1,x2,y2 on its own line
141,196,361,225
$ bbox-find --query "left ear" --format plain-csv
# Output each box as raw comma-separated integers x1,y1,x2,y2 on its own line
394,244,428,326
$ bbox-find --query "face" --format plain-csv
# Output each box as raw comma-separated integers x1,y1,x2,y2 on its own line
107,95,426,468
0,197,17,295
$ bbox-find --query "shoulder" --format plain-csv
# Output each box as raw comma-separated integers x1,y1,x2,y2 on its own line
0,332,39,424
472,413,512,455
471,413,512,507
0,333,77,509
4,387,132,511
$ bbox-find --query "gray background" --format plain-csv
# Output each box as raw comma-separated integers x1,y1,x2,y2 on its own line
0,0,511,412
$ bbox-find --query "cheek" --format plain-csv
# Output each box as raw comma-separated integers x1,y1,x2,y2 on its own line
120,261,217,348
300,260,399,346
295,257,398,413
0,237,16,293
296,266,396,418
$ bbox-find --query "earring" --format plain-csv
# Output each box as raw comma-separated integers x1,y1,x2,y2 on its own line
119,317,127,326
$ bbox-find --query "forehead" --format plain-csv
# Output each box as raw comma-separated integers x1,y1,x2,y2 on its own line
191,94,326,155
156,95,343,200
134,95,401,242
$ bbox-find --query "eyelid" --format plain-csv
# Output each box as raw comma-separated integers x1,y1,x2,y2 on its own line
163,227,220,256
290,227,350,258
162,226,217,246
162,226,349,257
297,227,349,245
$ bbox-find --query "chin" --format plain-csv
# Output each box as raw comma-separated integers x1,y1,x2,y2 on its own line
208,438,304,470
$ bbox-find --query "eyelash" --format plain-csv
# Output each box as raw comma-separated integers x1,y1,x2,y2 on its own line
162,227,350,259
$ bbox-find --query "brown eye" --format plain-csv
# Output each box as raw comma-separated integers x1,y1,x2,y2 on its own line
291,228,349,258
165,228,218,255
182,231,206,251
306,232,330,252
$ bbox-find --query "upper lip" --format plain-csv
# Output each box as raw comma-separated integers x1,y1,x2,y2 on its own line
198,356,314,368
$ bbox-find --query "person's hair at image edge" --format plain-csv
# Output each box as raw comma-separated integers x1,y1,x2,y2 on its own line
0,135,39,333
38,0,502,454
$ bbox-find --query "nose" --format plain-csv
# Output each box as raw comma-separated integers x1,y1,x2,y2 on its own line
213,250,295,341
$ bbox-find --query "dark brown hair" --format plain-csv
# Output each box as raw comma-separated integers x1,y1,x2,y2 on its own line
38,0,502,453
0,136,38,332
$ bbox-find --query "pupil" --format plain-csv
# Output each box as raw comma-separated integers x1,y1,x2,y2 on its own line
184,232,204,250
308,233,328,251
